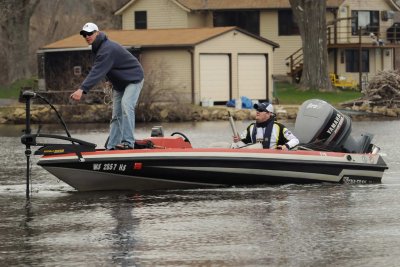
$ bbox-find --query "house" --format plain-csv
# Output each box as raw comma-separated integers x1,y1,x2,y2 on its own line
326,0,400,87
38,27,278,105
115,0,400,87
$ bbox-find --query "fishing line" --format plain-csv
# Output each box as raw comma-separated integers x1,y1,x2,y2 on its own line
34,93,72,138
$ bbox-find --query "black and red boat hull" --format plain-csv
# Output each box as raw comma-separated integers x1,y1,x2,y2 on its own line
38,148,388,191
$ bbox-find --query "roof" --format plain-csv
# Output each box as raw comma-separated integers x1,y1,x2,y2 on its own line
41,27,279,51
115,0,345,14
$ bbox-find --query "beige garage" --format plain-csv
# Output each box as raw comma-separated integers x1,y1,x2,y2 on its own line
39,27,278,105
238,54,268,100
199,54,230,102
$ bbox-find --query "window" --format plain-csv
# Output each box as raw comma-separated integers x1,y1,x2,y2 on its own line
213,11,260,35
351,10,379,35
135,11,147,29
345,49,369,72
278,10,300,36
73,66,82,76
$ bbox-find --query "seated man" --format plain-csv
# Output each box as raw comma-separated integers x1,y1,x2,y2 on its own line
233,102,299,150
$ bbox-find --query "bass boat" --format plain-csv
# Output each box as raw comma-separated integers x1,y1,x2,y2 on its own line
20,92,388,193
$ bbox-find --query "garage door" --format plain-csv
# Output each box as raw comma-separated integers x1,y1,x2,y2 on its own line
199,54,230,102
238,54,267,100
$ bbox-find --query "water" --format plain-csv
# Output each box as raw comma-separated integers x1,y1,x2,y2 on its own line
1,119,400,266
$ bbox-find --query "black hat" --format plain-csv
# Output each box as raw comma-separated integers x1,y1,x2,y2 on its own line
253,102,274,113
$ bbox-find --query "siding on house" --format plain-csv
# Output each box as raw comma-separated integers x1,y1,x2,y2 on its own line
140,49,193,102
187,11,209,28
341,0,394,13
175,0,346,10
122,0,189,29
260,11,302,77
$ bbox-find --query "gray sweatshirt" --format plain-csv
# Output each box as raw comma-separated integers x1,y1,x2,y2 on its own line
81,32,144,92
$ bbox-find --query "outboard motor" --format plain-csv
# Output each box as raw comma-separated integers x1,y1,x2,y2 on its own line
294,99,374,153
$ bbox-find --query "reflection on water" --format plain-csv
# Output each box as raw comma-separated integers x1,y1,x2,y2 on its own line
1,120,400,266
2,185,400,266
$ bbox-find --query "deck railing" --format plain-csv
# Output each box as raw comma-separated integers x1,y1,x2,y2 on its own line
326,24,399,46
286,22,400,81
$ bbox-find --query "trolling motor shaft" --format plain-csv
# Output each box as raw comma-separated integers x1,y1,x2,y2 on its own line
21,91,37,199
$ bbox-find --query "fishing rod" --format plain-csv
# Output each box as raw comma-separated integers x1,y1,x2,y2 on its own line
228,111,240,139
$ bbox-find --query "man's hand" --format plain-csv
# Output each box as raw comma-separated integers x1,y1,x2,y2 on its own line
233,135,241,143
70,89,83,101
277,144,289,150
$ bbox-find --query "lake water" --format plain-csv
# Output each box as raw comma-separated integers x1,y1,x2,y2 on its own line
1,119,400,266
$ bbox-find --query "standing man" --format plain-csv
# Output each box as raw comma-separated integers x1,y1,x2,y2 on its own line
70,22,144,150
233,102,299,150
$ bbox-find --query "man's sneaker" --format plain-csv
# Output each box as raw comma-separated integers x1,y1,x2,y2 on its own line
115,143,134,150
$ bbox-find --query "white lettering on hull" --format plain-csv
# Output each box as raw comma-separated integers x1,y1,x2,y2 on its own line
92,163,127,172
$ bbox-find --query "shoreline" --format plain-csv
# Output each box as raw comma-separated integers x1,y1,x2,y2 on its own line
0,103,300,124
0,101,395,125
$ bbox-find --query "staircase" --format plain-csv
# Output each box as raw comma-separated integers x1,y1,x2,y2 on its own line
286,48,303,83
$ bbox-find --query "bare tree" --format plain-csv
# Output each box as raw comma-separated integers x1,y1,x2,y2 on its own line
0,0,126,86
289,0,333,91
0,0,40,84
137,60,188,122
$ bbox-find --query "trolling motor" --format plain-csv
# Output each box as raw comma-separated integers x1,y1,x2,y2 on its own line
21,91,35,199
20,91,97,199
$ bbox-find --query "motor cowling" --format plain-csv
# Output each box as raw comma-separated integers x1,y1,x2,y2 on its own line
294,99,373,153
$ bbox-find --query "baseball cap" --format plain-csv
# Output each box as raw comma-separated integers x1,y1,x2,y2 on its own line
80,22,99,35
253,102,274,113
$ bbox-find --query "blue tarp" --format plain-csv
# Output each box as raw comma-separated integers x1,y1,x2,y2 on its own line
226,99,235,107
241,96,253,109
226,97,254,109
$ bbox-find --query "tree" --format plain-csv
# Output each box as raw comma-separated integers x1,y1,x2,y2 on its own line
289,0,333,91
0,0,40,84
0,0,125,86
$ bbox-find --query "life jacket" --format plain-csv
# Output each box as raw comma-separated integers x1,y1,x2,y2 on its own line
249,121,286,149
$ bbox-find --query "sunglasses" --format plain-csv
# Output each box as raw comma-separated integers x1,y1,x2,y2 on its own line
81,31,95,38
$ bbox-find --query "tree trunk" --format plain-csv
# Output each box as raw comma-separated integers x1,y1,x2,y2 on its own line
289,0,333,91
0,0,40,84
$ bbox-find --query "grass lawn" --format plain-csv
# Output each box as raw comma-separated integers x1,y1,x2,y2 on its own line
275,82,362,106
0,78,37,99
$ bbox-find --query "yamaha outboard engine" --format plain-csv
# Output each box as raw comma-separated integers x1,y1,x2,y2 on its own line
294,99,374,153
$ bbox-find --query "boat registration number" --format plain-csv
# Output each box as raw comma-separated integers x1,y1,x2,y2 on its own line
93,163,127,172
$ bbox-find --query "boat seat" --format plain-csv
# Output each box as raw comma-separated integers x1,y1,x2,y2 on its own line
134,139,155,149
147,136,193,149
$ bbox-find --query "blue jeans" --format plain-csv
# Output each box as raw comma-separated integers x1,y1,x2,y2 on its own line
107,80,144,149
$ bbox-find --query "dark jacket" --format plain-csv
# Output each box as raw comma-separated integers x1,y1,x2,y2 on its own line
81,32,144,92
